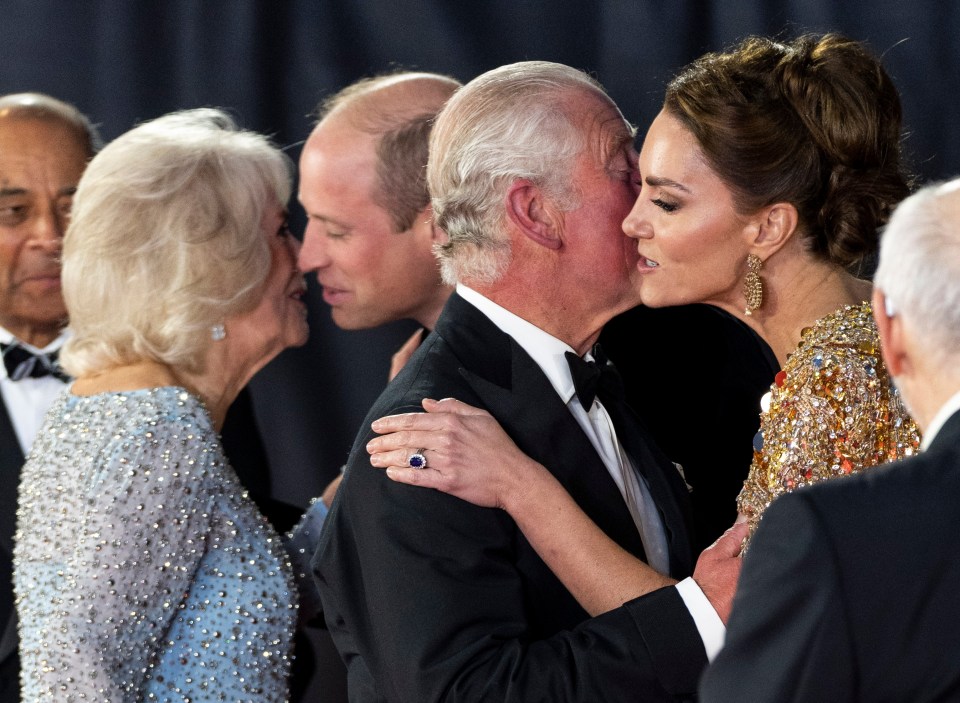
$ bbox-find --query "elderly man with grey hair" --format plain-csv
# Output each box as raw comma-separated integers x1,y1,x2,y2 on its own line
314,61,741,702
700,178,960,702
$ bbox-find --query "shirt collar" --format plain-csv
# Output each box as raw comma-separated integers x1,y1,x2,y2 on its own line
920,387,960,451
456,284,580,405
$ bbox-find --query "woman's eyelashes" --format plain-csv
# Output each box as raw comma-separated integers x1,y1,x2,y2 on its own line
652,197,679,213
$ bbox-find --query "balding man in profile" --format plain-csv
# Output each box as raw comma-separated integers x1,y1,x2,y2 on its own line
298,71,457,335
296,72,459,508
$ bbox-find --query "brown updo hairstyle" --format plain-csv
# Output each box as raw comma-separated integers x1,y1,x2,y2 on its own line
664,33,911,270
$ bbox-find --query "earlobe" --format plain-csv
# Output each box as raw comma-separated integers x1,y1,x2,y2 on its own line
505,180,563,251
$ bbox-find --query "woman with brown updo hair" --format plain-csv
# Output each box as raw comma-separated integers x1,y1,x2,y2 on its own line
365,34,920,620
648,33,922,541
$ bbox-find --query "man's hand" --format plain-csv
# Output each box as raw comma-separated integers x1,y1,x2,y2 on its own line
692,521,748,624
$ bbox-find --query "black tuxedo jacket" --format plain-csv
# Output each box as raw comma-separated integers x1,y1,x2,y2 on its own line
601,304,778,551
0,398,23,703
314,293,707,702
701,410,960,702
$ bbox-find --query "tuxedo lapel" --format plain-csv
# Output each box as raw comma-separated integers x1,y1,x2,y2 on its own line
0,398,23,669
438,295,648,561
604,398,694,578
0,399,23,557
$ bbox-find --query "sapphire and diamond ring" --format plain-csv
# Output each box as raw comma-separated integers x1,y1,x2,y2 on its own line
408,450,428,469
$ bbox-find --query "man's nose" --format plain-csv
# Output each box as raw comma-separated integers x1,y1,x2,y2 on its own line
297,224,329,272
29,206,66,251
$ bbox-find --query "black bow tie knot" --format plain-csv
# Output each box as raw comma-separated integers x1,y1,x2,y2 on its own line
565,344,624,412
1,342,70,383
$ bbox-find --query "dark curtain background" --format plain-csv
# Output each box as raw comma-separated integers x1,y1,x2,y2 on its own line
3,2,958,699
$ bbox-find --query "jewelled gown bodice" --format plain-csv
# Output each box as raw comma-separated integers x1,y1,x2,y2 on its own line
737,303,921,541
14,387,296,702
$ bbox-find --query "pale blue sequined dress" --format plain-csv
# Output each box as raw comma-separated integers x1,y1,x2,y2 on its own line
14,387,296,702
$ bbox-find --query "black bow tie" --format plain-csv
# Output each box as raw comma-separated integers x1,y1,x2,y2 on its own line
565,344,624,412
1,342,70,383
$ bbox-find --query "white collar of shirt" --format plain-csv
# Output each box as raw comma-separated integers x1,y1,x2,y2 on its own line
454,286,716,649
920,388,960,452
0,325,71,454
456,284,582,401
0,325,71,380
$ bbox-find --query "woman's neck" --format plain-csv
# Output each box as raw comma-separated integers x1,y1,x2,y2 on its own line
716,251,873,366
72,354,252,431
72,360,179,395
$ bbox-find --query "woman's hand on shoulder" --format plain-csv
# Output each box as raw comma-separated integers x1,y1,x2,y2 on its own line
366,397,544,511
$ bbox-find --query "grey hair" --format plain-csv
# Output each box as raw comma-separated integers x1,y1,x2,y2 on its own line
60,108,292,376
874,179,960,368
427,61,606,285
0,92,102,154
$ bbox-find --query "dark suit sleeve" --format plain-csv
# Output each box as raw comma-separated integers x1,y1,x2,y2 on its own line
316,443,706,703
0,401,24,698
699,492,856,702
221,387,305,533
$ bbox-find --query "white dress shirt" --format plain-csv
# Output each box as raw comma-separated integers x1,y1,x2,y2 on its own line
0,325,71,455
456,285,725,659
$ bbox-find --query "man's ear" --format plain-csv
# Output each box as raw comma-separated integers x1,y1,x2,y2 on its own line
873,287,910,378
505,179,563,251
413,204,447,245
749,202,799,260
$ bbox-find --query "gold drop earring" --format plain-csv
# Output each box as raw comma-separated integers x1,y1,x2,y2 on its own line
743,254,763,316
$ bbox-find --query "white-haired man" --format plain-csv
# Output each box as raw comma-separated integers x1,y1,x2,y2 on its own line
701,178,960,701
314,61,741,702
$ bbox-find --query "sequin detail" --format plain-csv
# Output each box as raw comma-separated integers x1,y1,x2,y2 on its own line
736,303,921,545
14,387,296,702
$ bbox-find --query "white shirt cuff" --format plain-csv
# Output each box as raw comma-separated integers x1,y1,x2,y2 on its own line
675,577,726,661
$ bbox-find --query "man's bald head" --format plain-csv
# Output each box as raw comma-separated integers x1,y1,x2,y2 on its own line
0,92,101,157
317,72,460,129
312,72,460,231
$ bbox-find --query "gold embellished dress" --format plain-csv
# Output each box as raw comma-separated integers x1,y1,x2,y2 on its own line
737,303,920,543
